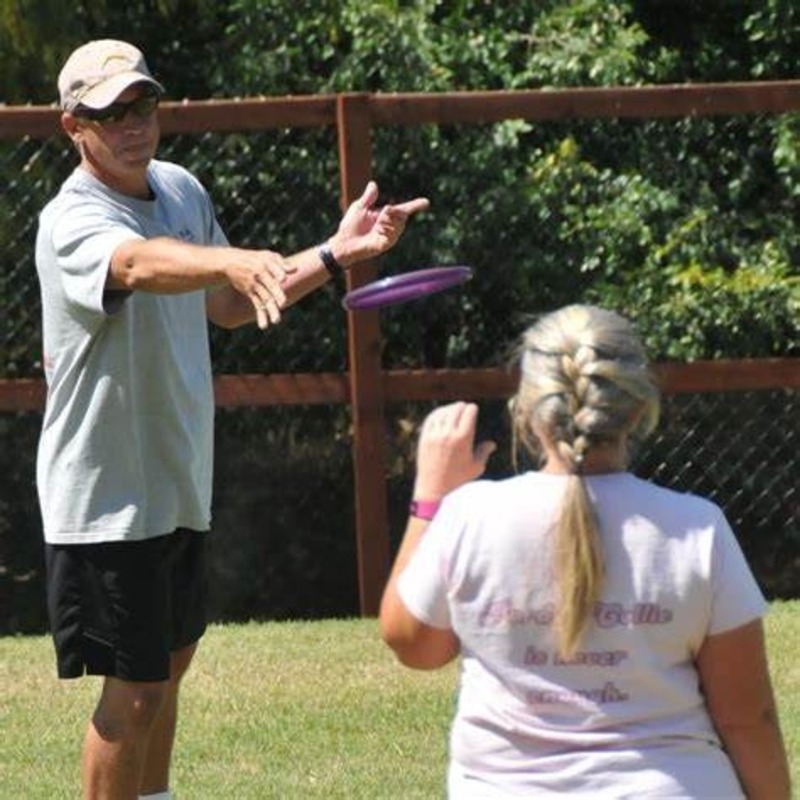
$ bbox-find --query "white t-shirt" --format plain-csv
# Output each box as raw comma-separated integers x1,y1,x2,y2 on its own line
398,472,767,798
35,160,228,543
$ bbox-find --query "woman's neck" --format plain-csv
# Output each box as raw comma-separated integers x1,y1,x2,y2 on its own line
540,439,628,475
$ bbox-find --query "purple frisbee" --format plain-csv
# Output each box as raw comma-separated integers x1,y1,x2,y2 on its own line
342,265,473,311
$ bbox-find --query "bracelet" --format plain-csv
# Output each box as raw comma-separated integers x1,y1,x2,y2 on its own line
318,243,344,279
409,498,441,521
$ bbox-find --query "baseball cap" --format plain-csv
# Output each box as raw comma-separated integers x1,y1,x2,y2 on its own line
58,39,164,111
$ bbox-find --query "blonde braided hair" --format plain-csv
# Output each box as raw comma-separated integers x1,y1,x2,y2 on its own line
510,305,660,658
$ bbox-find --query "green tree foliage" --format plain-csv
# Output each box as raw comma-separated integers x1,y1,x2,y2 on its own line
634,0,798,81
0,0,90,103
0,0,228,104
208,0,797,363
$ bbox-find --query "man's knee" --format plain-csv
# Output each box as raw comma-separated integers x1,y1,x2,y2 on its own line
93,679,169,741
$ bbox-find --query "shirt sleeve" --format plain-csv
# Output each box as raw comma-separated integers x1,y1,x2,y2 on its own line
50,201,142,316
205,194,228,247
707,507,768,635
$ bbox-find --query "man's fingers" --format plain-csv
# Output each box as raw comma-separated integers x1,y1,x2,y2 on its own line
359,180,379,208
259,250,295,279
253,296,281,329
256,271,287,306
393,197,430,216
275,264,298,276
378,202,425,226
252,267,286,329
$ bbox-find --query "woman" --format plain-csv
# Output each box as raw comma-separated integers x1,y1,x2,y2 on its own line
380,304,790,798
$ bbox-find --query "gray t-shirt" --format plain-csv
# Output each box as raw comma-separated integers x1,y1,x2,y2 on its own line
35,160,228,543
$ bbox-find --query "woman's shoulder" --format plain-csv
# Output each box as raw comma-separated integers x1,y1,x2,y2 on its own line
621,474,726,519
447,472,561,511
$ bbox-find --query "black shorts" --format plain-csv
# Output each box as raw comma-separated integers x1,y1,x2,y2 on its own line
45,528,208,682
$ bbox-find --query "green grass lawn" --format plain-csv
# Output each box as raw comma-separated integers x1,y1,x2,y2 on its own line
1,602,797,799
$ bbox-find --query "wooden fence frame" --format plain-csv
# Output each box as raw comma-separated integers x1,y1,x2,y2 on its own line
1,80,799,614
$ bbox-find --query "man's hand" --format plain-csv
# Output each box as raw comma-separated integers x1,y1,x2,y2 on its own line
222,247,297,329
332,181,430,265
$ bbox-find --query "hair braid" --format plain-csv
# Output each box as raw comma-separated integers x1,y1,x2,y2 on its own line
510,305,660,657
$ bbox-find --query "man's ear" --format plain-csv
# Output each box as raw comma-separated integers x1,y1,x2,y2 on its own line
61,112,81,144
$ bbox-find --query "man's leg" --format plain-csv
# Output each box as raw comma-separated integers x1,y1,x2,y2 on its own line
139,642,199,796
82,677,168,800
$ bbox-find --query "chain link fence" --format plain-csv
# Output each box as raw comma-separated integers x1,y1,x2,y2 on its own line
384,389,798,591
1,114,797,633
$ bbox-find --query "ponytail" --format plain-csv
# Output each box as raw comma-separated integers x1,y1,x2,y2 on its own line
554,475,603,659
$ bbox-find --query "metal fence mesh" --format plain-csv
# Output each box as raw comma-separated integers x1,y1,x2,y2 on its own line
0,118,796,633
384,390,798,599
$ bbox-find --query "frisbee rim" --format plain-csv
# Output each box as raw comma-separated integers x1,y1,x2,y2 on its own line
342,265,473,311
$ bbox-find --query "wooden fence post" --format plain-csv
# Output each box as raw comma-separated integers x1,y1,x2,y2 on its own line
336,93,390,616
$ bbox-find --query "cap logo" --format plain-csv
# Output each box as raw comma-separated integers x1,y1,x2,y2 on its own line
102,54,135,71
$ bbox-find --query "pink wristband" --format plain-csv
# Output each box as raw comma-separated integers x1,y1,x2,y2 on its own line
409,498,441,521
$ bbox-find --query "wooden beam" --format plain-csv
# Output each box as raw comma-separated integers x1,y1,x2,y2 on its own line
3,81,798,140
369,81,800,126
653,358,800,394
0,96,337,140
337,93,390,617
213,373,349,406
2,359,796,413
0,378,46,412
157,96,336,134
381,359,800,400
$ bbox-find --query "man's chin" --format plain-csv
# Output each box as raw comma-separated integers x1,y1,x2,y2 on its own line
120,145,157,166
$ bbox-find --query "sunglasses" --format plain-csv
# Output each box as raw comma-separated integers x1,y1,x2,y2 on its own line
74,91,160,124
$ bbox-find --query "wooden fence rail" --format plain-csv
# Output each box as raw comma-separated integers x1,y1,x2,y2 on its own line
2,360,798,414
2,80,799,614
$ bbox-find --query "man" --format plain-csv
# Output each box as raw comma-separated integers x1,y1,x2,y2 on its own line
36,39,429,800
